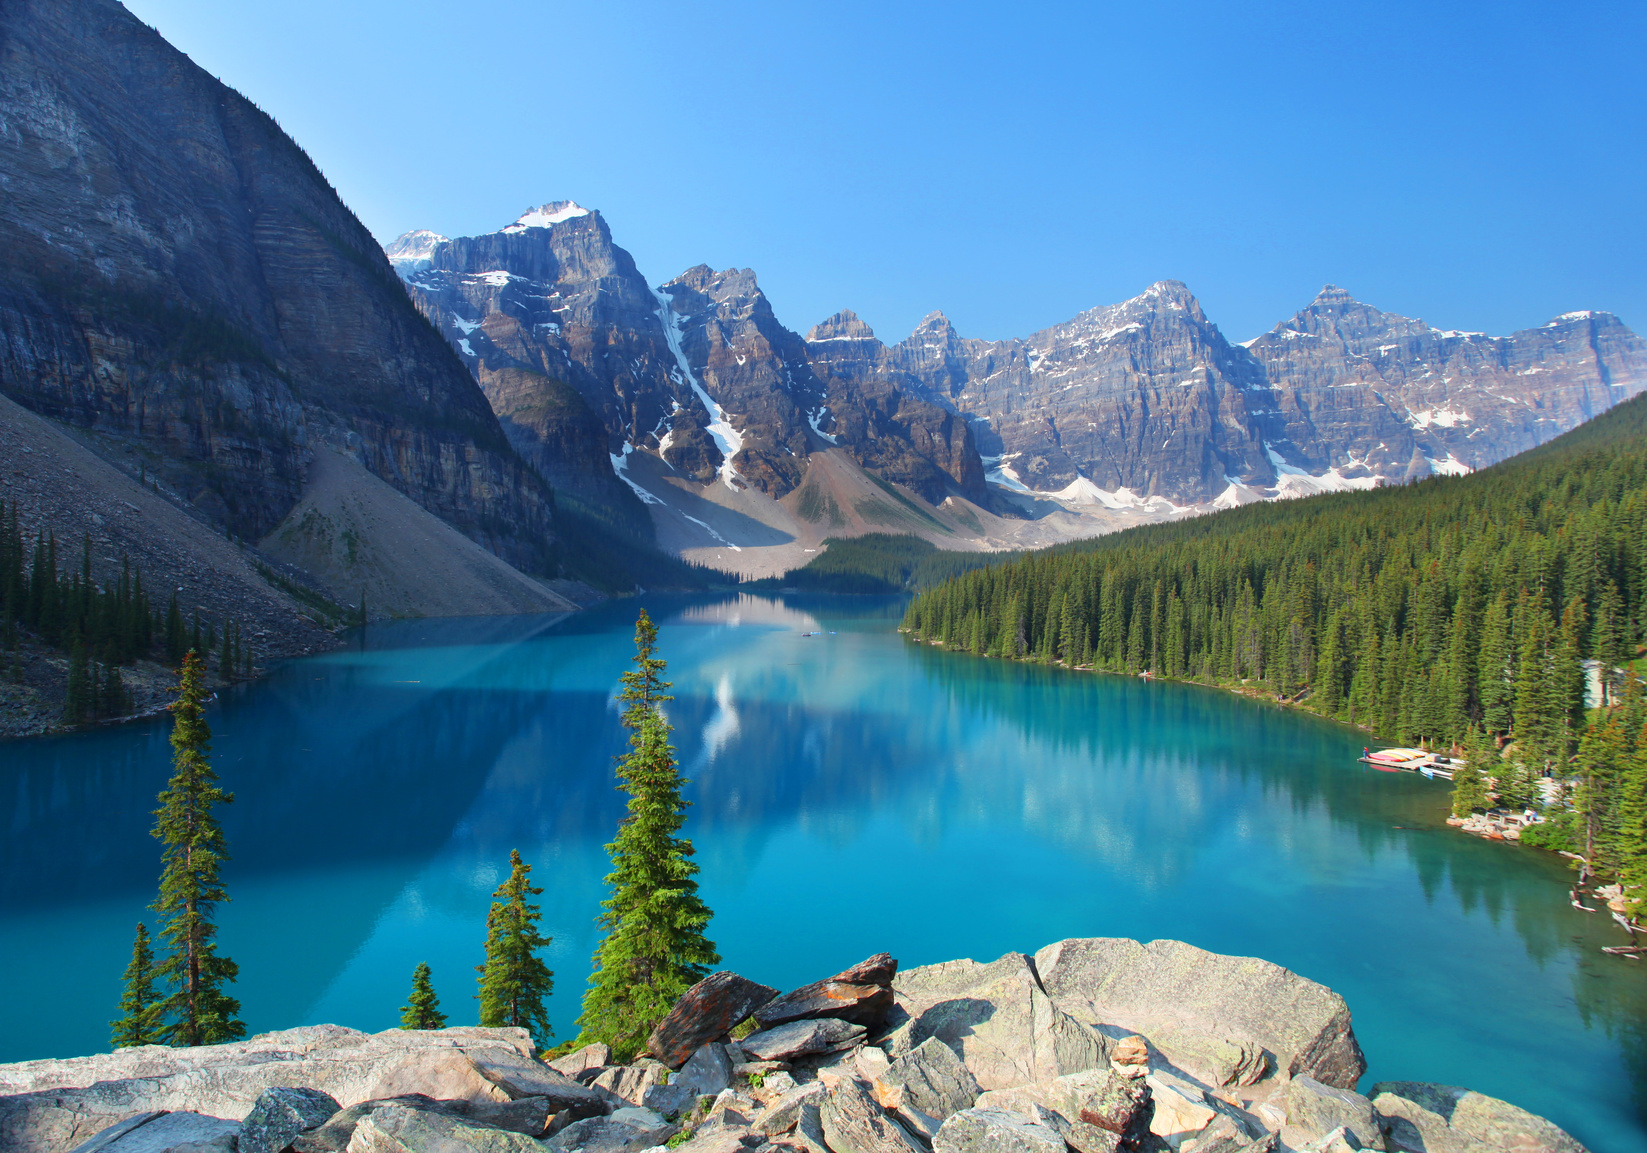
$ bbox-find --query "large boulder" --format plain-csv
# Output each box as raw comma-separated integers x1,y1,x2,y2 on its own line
589,1063,668,1109
550,1045,613,1080
933,1107,1068,1153
349,1103,545,1153
741,1020,867,1063
754,955,898,1030
1282,1076,1380,1152
237,1087,341,1153
1033,939,1366,1090
872,1038,981,1133
0,1027,604,1153
68,1111,239,1153
647,974,779,1070
820,1076,924,1153
1369,1082,1589,1153
889,953,1108,1091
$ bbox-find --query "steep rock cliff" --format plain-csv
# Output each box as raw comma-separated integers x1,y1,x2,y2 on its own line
0,0,555,570
398,213,988,509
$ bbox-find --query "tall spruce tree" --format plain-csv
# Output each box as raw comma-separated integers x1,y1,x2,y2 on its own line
151,650,244,1046
110,923,164,1048
476,849,554,1050
575,613,719,1061
400,962,448,1030
1452,729,1495,817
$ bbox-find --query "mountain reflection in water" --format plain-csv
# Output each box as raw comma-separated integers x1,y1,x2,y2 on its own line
1,594,1642,1152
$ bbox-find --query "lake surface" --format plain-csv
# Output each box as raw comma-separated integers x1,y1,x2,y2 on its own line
2,594,1644,1150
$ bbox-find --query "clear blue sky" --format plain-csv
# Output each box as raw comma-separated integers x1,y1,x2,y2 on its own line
125,0,1644,345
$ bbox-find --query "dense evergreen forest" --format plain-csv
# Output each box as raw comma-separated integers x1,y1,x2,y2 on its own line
1,499,257,723
902,393,1647,911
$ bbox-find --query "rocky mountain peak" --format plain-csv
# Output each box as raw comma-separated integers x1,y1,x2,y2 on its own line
909,310,959,339
1311,284,1357,306
806,310,878,343
385,229,448,278
665,266,769,322
501,200,591,233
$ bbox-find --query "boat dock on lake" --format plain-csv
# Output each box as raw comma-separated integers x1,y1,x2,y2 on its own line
1360,746,1456,779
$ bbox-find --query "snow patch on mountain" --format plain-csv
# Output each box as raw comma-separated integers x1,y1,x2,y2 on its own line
652,286,745,491
1408,405,1471,429
504,201,590,232
385,229,448,279
1264,445,1383,500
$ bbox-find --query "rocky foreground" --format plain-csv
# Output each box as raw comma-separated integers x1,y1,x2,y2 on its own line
0,938,1586,1153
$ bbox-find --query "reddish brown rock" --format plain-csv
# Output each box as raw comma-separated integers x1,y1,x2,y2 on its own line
647,973,779,1069
754,954,899,1029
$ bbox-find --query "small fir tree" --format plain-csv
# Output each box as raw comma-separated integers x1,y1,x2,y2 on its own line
400,962,448,1030
110,923,164,1048
151,650,244,1046
476,849,554,1050
575,613,719,1060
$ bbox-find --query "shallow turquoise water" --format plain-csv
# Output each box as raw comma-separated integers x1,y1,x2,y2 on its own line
2,594,1644,1150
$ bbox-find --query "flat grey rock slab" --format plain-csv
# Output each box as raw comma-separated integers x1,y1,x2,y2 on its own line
70,1111,239,1153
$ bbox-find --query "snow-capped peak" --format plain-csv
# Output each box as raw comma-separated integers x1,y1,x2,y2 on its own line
503,201,591,233
385,229,448,279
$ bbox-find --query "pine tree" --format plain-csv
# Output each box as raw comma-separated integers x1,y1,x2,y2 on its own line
1451,729,1494,816
151,651,244,1046
110,923,164,1048
576,613,719,1061
63,643,90,724
400,962,448,1030
476,849,554,1050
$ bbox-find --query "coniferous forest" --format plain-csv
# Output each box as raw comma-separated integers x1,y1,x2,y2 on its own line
903,392,1647,910
1,498,259,724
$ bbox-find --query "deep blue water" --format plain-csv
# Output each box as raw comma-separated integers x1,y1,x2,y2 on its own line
2,594,1644,1150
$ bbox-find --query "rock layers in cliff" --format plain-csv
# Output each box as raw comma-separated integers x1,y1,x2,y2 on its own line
0,0,556,575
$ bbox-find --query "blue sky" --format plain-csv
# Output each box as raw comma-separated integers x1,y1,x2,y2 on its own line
126,0,1644,345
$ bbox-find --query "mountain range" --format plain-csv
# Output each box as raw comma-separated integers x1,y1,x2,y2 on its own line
2,0,1643,635
391,205,1647,573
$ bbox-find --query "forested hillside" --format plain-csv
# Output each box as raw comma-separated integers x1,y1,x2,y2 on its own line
903,392,1647,905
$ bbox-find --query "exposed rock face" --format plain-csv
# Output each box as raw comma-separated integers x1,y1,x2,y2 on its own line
0,0,555,571
808,284,1647,508
807,285,1275,503
396,215,991,520
1032,938,1366,1090
1246,288,1647,482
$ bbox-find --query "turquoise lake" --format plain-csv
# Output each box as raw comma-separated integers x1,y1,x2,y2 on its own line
2,594,1644,1150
